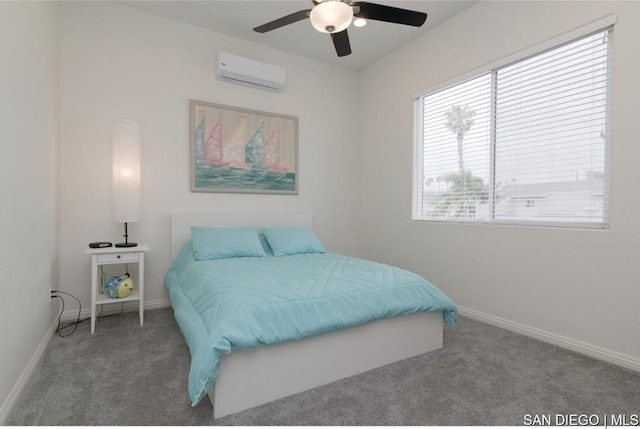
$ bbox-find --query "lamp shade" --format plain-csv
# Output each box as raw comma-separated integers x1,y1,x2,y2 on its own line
112,118,141,223
310,1,353,33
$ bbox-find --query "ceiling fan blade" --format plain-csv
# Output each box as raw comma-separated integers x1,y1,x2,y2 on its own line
331,29,352,57
352,2,427,27
253,9,312,33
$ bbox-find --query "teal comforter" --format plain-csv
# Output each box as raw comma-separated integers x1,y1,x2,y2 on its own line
164,242,457,405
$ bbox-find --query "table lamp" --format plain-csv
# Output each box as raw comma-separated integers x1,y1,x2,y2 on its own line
112,118,141,248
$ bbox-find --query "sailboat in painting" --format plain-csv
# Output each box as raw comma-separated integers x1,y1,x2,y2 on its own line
223,113,251,169
245,122,265,169
264,122,288,173
245,121,288,173
194,117,206,160
204,117,229,166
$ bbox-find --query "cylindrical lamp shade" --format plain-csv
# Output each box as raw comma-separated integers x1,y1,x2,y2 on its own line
310,1,353,33
112,118,141,223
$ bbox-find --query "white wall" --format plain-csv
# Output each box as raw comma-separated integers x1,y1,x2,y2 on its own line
359,1,640,361
58,3,360,311
0,1,59,419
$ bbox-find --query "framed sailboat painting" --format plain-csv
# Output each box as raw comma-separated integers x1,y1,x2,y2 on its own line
190,99,298,194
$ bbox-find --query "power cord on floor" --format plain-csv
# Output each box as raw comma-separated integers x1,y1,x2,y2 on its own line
50,290,125,337
50,290,86,337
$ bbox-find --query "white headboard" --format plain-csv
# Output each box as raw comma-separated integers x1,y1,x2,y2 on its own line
170,211,313,260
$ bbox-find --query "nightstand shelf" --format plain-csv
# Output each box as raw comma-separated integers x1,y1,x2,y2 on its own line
86,244,150,334
95,289,141,306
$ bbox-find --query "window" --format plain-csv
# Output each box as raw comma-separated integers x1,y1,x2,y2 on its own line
413,26,613,228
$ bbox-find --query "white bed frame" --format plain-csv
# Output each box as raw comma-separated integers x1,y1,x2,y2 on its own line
170,212,445,419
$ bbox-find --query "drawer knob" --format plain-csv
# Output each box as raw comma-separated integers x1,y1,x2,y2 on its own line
117,255,121,259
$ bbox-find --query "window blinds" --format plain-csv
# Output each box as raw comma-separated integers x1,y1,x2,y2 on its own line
413,74,492,221
413,26,612,228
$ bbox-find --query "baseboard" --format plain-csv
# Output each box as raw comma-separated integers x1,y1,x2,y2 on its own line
60,298,171,321
0,317,58,425
143,298,171,311
458,306,640,373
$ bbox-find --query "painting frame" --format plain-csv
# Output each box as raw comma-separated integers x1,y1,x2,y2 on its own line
190,99,298,194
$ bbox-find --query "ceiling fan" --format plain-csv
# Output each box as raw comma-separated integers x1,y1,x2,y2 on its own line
253,0,427,57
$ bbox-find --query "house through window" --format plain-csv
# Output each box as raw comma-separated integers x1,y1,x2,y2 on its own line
413,25,613,228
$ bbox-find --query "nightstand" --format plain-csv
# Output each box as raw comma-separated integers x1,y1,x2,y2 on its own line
86,245,150,334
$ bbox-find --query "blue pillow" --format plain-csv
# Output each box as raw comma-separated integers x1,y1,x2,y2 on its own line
262,226,326,256
191,226,266,261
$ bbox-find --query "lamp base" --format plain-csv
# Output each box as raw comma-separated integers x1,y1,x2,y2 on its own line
116,222,137,248
115,242,138,248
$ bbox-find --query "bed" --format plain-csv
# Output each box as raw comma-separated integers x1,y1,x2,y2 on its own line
166,212,457,418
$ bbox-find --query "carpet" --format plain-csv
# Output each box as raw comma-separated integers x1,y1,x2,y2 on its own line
5,308,640,425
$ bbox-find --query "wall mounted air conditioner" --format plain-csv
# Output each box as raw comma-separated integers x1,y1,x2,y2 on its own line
217,52,286,91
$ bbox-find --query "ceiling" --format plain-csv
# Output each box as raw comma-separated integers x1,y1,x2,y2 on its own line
120,1,477,70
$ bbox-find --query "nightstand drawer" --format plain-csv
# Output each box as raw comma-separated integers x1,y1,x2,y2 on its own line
97,252,140,264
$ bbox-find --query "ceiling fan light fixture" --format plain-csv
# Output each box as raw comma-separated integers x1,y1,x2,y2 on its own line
353,17,367,27
309,1,353,34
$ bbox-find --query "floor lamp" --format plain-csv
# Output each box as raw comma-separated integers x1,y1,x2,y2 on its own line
112,118,141,248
